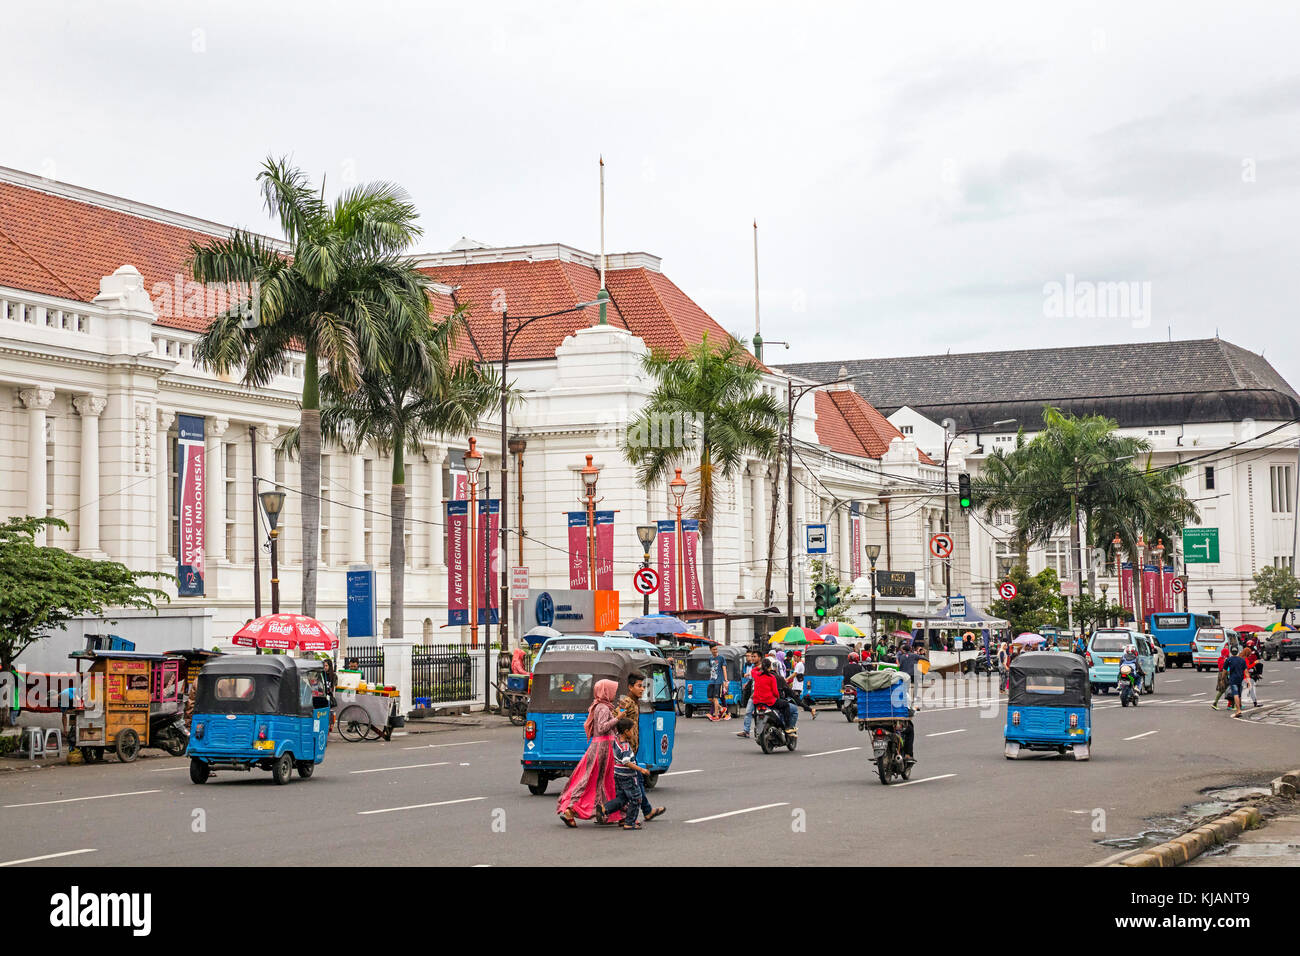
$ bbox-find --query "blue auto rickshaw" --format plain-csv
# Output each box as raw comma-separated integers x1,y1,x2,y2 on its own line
801,644,851,708
521,651,676,795
682,645,745,717
1003,652,1091,761
188,655,330,785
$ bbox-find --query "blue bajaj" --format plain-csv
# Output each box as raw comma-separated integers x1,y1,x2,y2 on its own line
682,646,745,717
801,645,851,708
1004,652,1091,761
521,651,676,795
188,656,330,785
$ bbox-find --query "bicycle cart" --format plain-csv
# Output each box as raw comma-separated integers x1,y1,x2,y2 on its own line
333,688,399,742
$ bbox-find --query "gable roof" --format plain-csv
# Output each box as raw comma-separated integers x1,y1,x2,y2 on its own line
787,339,1300,430
813,388,935,463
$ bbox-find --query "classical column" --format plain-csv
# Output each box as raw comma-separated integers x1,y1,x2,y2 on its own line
73,394,107,555
156,408,175,559
20,388,55,545
735,462,749,598
427,444,447,567
255,423,277,490
349,454,366,562
206,418,229,563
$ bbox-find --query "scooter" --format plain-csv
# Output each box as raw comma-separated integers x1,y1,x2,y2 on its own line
753,703,797,753
863,718,914,784
841,687,857,722
1118,664,1141,707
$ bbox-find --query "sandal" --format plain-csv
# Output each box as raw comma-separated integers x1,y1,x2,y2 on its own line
645,807,666,821
561,810,577,828
621,822,643,830
595,802,608,825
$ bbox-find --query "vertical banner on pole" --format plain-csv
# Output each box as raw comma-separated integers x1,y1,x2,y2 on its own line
1163,566,1175,614
176,415,206,596
682,518,702,612
1142,564,1158,620
447,501,469,625
451,469,469,501
656,519,676,613
1119,563,1134,614
478,500,500,625
850,503,861,581
568,512,589,590
595,511,615,591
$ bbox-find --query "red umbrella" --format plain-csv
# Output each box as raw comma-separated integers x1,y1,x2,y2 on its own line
1233,624,1265,633
232,614,338,652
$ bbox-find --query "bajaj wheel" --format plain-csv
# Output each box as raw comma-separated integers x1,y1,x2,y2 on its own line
296,761,315,779
272,752,294,785
527,778,549,796
115,729,140,763
645,772,660,791
189,757,210,784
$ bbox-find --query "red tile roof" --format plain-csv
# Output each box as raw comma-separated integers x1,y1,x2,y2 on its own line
815,388,935,463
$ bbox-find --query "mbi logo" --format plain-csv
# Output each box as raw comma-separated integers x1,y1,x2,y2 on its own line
49,886,151,936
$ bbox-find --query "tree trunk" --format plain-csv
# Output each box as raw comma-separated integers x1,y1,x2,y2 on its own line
763,460,781,606
389,436,405,644
298,350,321,617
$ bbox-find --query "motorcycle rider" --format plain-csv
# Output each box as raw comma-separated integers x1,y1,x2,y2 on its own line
746,657,798,736
735,648,763,738
1117,644,1145,696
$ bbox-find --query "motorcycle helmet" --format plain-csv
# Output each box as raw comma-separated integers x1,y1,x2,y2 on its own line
848,652,859,661
1125,644,1136,655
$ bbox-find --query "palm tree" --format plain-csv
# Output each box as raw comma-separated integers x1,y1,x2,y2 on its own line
972,432,1034,568
190,158,424,616
315,305,500,644
625,333,785,611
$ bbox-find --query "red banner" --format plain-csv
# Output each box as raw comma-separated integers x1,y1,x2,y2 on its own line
656,520,676,612
595,511,614,591
451,469,469,501
1163,566,1175,614
568,512,589,590
1120,563,1134,614
1141,565,1159,618
447,501,469,625
477,500,500,624
682,519,702,612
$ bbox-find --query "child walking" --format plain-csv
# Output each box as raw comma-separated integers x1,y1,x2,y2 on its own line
596,718,650,830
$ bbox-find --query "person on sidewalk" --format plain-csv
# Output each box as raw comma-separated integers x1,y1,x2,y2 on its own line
612,671,665,821
1221,647,1249,718
708,644,731,721
595,719,650,830
1210,643,1232,709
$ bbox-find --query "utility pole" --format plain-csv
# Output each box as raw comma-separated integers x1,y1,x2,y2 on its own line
250,425,262,620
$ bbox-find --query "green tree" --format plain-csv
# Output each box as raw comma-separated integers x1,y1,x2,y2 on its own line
311,305,499,644
624,333,785,611
1069,591,1126,634
972,432,1033,567
1249,565,1300,625
190,158,424,617
985,565,1065,635
0,518,169,719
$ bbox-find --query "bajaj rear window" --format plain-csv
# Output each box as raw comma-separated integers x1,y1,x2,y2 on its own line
811,656,840,671
214,677,256,700
1024,675,1065,694
548,673,594,698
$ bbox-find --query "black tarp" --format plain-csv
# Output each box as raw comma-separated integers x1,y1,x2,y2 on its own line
194,656,323,717
1008,651,1090,708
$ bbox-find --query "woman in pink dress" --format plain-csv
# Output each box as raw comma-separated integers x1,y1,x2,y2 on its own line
556,679,621,827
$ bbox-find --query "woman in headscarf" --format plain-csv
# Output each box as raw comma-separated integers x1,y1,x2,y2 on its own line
556,678,621,828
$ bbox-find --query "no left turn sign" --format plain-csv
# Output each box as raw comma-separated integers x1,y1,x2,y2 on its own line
929,533,954,559
634,567,660,595
998,581,1018,601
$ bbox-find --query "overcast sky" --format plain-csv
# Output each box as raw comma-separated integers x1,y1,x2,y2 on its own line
6,1,1299,389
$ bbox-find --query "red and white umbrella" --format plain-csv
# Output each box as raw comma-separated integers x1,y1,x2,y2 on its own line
232,614,338,652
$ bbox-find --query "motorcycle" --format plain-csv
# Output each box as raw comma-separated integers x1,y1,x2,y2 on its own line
150,713,189,756
841,687,857,722
864,719,913,784
1117,663,1141,707
753,703,797,753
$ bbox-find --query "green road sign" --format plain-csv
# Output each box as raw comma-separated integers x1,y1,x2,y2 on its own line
1182,528,1220,564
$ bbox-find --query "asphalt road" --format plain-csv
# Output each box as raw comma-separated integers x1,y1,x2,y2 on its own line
2,662,1297,867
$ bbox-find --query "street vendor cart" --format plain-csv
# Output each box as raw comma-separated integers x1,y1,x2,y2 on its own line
66,650,188,762
333,669,401,741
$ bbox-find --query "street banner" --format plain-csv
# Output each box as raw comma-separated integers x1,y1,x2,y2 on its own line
1163,566,1175,614
682,518,702,612
656,519,676,613
447,500,469,625
1142,564,1159,617
850,503,861,581
478,499,500,625
450,469,469,501
1119,563,1134,614
568,512,589,590
595,510,615,591
176,414,205,597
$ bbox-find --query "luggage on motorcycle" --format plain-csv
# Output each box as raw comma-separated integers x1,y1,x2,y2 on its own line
848,669,911,719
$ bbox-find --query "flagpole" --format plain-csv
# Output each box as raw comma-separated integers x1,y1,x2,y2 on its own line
752,219,763,362
597,157,610,325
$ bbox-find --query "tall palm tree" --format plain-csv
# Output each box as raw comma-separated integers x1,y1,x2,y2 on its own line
315,305,499,644
625,333,785,610
972,433,1034,568
190,158,423,616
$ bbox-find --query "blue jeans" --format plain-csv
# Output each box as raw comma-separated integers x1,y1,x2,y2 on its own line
783,699,799,729
605,773,643,824
743,698,755,732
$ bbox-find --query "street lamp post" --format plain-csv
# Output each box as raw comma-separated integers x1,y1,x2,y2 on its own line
259,487,286,615
465,437,483,650
637,524,656,615
1100,583,1109,628
1113,533,1125,625
865,543,881,641
581,455,601,590
670,468,688,613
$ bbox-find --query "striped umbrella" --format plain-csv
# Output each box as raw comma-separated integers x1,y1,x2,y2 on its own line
816,622,864,639
769,626,824,645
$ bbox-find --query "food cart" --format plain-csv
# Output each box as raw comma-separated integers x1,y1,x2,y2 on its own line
66,650,187,762
333,668,401,741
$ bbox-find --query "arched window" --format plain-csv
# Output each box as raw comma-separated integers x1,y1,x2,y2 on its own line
423,618,433,643
382,618,391,640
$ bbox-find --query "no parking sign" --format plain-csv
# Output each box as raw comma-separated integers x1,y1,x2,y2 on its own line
998,581,1018,601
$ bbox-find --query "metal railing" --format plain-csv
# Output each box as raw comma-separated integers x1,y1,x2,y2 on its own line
411,644,479,705
345,645,385,685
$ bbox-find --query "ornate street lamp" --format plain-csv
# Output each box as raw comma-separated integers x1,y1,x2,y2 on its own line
259,488,286,614
581,454,601,590
865,543,882,641
636,524,657,615
670,468,688,612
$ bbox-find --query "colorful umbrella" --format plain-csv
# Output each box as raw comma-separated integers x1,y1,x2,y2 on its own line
1268,623,1293,632
1012,632,1046,646
770,626,824,645
1233,624,1265,633
232,614,338,652
889,630,913,640
816,622,864,639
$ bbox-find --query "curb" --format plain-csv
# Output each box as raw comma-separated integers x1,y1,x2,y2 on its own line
1272,768,1300,798
1112,807,1262,867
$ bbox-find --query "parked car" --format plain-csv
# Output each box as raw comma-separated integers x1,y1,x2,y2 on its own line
1268,630,1300,661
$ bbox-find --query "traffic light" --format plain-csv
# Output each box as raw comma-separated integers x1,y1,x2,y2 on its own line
958,472,972,511
814,583,828,619
825,582,840,609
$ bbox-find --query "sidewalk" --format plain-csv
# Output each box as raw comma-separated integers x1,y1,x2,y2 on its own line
1189,812,1300,866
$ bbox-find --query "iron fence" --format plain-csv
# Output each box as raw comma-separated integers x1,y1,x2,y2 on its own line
345,645,385,685
411,643,480,705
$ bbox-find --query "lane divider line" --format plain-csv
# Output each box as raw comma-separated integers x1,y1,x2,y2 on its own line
350,762,449,775
401,739,488,751
926,729,968,737
3,789,161,809
1124,730,1159,740
0,848,97,867
661,769,703,777
802,747,861,757
685,802,789,824
893,774,956,788
358,796,485,815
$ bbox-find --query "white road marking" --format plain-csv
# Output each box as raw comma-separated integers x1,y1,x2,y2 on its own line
3,789,161,809
402,739,488,751
0,848,97,867
150,766,190,772
1123,730,1159,741
1164,679,1184,683
1187,692,1206,697
802,747,861,757
358,796,485,815
349,761,449,775
893,774,957,788
1269,680,1285,684
661,769,703,777
685,802,789,824
926,729,967,737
